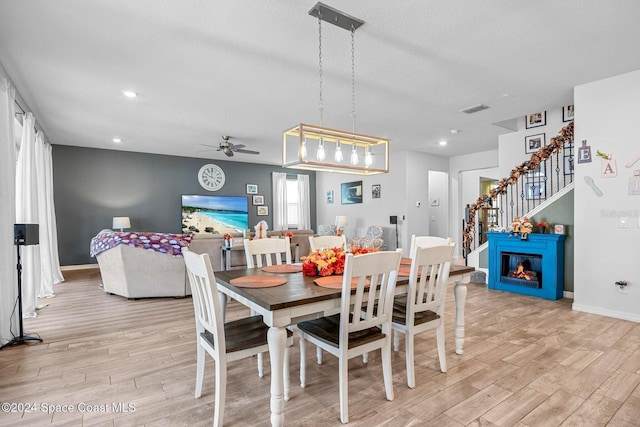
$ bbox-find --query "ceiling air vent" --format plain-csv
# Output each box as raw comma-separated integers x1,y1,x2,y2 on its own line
459,104,490,114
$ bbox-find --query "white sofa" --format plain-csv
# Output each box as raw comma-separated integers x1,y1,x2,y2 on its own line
94,229,316,298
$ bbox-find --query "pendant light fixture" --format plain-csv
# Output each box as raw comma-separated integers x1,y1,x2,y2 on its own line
283,2,389,175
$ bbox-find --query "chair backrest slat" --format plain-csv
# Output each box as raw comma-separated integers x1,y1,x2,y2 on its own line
244,237,292,268
340,250,402,342
309,235,347,252
407,244,455,322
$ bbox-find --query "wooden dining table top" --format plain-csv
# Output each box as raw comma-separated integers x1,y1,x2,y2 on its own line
214,264,475,312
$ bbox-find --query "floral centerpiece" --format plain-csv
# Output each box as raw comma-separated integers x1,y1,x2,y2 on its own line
301,246,378,277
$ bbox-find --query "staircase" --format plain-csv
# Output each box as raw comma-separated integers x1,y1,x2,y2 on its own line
462,121,574,264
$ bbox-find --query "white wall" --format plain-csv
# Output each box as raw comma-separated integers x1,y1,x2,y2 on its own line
573,69,640,322
428,170,448,238
315,149,448,255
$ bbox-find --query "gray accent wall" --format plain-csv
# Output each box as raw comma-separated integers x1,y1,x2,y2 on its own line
52,145,316,266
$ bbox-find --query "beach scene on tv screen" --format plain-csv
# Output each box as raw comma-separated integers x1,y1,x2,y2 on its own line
181,195,249,234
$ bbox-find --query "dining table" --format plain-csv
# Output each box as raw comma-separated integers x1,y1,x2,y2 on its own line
214,263,474,427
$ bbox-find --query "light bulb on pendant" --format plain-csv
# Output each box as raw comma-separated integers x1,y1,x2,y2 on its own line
316,138,326,161
334,141,343,162
300,137,308,160
364,146,373,166
350,144,359,165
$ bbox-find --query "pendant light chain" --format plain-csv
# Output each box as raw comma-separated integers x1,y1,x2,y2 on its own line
318,12,324,127
351,24,357,132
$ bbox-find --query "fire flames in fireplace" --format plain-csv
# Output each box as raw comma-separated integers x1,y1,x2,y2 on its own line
509,263,538,281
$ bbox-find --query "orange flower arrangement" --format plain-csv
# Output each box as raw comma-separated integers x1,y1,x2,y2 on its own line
223,233,232,241
301,246,378,277
284,231,294,239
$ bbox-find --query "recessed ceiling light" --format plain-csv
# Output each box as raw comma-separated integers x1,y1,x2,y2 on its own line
450,129,459,134
122,90,138,98
112,138,122,143
438,140,448,146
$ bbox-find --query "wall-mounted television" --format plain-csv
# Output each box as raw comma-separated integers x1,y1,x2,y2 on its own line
181,195,249,235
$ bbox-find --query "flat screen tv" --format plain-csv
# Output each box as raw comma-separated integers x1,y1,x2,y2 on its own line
181,195,249,235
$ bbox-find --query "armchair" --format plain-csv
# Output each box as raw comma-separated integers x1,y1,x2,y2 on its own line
350,225,385,249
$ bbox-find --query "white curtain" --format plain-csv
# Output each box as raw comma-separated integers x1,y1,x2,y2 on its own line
35,132,63,296
15,113,40,317
297,174,311,230
0,79,18,343
272,172,288,230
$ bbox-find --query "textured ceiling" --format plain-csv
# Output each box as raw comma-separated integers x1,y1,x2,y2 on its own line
1,1,640,166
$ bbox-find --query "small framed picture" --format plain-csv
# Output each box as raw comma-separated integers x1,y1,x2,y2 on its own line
525,111,546,129
246,184,258,194
525,133,546,154
563,105,574,122
257,206,268,216
372,184,381,199
525,181,545,200
554,224,565,234
252,195,264,205
564,155,575,175
326,190,334,204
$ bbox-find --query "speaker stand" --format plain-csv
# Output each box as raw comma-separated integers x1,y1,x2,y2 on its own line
0,245,42,350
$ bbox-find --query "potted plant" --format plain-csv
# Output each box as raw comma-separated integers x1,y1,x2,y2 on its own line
536,220,549,234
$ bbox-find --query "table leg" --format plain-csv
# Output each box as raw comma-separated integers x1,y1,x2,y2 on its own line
453,281,467,355
268,326,287,427
218,293,228,320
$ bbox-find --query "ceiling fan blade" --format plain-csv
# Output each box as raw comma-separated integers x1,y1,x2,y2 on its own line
229,143,246,150
199,143,219,149
234,148,260,155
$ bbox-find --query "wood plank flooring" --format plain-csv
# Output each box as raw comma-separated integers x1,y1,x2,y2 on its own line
1,268,640,426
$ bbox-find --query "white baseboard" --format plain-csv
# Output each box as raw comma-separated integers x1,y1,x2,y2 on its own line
572,303,640,323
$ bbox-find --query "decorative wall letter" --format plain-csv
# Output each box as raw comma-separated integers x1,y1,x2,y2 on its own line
577,140,592,164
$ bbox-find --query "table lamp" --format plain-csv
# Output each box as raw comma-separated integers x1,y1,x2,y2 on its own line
112,216,131,232
335,216,348,237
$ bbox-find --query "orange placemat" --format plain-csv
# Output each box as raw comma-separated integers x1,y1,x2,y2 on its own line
400,257,412,265
313,276,370,289
229,275,287,288
398,266,412,276
261,264,302,273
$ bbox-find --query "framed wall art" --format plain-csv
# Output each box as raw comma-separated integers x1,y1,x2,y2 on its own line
341,180,363,204
257,206,269,216
525,133,546,154
372,184,381,199
246,184,258,194
252,195,264,205
563,105,574,122
326,190,334,204
525,111,546,129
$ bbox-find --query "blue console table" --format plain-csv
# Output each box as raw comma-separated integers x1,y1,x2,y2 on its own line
487,232,565,300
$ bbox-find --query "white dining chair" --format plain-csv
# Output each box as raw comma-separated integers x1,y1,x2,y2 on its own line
392,243,455,388
408,235,452,257
244,236,292,267
308,235,347,252
183,249,293,427
297,249,402,424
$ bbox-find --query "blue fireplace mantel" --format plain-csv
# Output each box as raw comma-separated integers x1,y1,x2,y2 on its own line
487,232,566,300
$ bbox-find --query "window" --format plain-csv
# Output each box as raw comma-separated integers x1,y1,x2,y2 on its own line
286,179,298,228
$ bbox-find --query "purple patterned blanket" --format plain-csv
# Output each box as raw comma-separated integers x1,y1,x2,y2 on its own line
90,232,193,258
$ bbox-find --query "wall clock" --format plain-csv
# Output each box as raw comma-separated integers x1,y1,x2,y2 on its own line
197,163,225,191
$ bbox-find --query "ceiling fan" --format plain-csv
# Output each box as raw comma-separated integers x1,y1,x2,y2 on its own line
206,135,259,157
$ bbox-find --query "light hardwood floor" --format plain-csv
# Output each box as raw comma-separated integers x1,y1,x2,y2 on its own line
1,268,640,426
